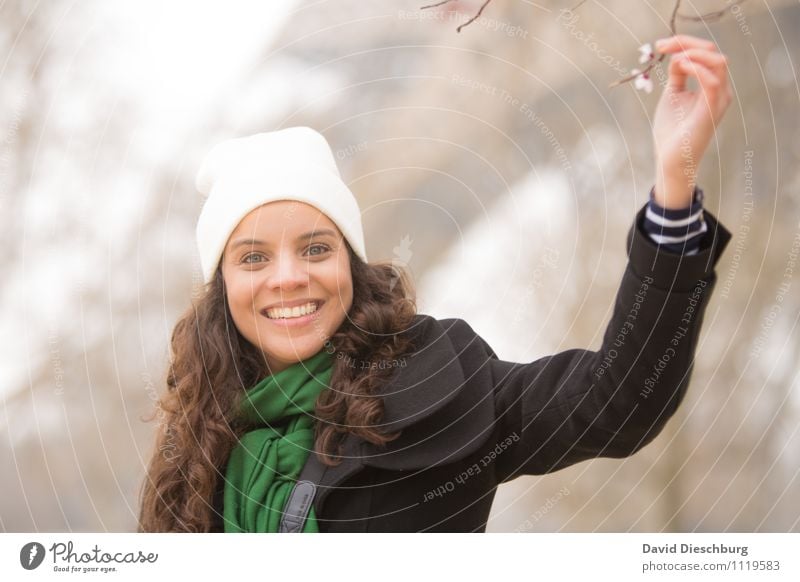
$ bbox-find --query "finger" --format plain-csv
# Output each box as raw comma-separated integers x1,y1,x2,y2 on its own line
667,54,689,92
656,34,716,54
677,58,723,105
671,48,728,75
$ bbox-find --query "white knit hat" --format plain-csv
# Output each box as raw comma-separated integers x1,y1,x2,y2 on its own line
195,126,368,284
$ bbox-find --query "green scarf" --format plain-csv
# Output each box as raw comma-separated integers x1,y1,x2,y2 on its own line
222,349,333,533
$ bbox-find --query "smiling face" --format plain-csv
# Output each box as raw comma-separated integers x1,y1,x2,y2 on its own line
221,201,353,374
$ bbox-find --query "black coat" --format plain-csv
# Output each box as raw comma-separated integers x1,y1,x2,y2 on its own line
211,201,732,532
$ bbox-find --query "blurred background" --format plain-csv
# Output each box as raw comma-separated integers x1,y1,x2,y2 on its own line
1,0,798,532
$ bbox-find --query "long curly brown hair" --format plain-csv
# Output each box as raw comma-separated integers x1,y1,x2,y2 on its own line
137,243,417,532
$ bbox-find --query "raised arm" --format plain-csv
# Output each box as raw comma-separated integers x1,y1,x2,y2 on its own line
490,34,733,483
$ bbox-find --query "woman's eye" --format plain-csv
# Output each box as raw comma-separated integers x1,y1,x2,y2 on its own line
242,253,265,264
307,244,330,257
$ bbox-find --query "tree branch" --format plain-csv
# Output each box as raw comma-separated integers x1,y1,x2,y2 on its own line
420,0,495,33
418,0,746,89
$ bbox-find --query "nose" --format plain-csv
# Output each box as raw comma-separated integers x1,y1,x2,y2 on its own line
266,251,308,292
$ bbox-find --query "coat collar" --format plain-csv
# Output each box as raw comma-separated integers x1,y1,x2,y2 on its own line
310,314,496,514
374,314,467,431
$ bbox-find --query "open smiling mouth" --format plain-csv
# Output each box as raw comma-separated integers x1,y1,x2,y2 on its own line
260,300,325,325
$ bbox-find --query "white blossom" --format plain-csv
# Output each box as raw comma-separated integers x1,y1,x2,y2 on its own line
631,68,654,93
638,42,654,64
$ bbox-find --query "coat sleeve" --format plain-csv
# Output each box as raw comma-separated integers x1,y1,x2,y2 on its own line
487,200,732,484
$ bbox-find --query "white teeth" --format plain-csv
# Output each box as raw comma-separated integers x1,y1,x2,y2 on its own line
266,301,319,320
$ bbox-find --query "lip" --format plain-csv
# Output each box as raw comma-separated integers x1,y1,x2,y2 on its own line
261,300,325,328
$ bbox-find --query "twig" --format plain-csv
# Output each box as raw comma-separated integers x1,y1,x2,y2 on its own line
610,0,748,88
419,0,745,86
608,0,681,88
420,0,456,9
421,0,748,35
420,0,495,33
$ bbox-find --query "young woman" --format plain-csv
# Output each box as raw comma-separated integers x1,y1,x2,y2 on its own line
138,34,733,533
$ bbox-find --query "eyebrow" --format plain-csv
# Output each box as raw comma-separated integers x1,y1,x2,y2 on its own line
228,229,339,251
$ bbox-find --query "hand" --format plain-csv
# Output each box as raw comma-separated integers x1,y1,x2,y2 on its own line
652,34,732,208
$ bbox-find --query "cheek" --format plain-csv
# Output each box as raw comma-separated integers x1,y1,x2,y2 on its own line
343,276,354,306
333,262,353,307
318,264,352,316
224,282,257,321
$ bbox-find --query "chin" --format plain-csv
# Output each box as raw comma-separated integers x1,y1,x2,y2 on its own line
265,341,326,364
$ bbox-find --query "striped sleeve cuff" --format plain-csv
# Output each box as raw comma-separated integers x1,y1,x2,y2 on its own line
642,186,707,256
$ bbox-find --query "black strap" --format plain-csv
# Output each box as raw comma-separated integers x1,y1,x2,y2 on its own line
278,453,326,533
